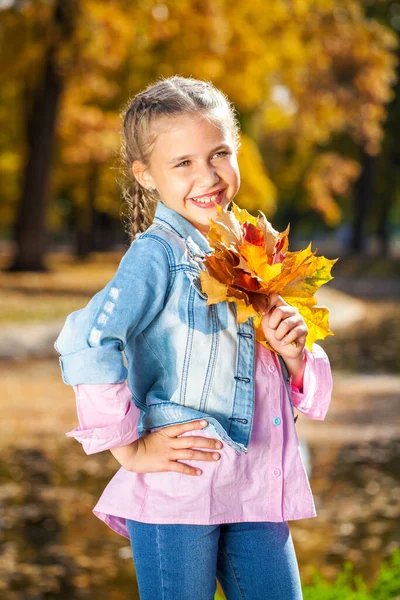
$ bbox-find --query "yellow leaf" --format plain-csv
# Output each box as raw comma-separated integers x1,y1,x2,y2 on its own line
208,204,242,249
198,201,338,352
198,271,228,305
230,202,258,227
281,254,338,297
235,300,258,324
283,297,334,350
239,240,283,281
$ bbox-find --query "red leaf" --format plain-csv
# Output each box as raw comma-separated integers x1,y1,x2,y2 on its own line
243,222,264,246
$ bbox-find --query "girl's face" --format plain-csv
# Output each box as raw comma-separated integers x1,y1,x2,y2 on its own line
132,112,241,235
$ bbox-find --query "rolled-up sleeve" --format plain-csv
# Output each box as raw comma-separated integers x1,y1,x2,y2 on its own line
66,382,141,454
290,343,333,421
54,235,171,385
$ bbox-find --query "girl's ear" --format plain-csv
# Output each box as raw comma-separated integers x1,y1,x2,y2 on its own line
131,160,154,191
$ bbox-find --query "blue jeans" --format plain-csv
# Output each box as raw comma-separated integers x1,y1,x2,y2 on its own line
125,520,303,600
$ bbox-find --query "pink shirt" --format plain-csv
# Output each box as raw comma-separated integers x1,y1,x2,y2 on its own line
67,342,332,539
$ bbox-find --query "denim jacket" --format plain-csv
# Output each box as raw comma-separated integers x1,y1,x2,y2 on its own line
55,200,296,454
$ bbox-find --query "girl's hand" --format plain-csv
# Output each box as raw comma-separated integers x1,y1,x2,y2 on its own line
255,293,308,361
110,420,223,477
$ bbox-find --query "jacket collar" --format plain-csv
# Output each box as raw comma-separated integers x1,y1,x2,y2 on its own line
153,200,213,256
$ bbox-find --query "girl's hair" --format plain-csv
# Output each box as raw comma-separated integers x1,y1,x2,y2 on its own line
119,75,242,242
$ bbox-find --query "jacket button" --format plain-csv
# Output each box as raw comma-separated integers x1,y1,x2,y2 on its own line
268,364,276,373
273,468,281,477
273,417,281,426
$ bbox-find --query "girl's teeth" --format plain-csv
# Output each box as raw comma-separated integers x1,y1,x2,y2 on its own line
192,192,219,203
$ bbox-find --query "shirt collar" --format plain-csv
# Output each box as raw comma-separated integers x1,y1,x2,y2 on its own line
153,200,213,256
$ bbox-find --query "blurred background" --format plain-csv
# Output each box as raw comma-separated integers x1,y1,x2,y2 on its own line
0,0,399,598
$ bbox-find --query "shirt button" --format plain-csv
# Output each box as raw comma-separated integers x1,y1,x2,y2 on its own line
273,417,281,426
268,364,276,373
273,468,281,477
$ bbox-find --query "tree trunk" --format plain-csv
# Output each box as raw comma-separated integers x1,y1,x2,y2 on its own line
350,150,375,255
377,48,400,258
75,164,99,259
376,167,396,258
8,0,75,272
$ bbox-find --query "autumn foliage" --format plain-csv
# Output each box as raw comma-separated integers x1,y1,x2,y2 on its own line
1,0,398,231
199,203,338,353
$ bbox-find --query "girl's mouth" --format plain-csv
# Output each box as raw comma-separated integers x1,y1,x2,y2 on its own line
188,189,225,208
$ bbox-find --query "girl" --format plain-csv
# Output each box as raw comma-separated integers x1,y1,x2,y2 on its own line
55,75,333,600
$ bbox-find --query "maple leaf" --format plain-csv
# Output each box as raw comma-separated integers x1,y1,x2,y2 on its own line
198,202,339,354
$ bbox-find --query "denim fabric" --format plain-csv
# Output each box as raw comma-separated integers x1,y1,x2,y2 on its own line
55,200,295,454
125,519,303,600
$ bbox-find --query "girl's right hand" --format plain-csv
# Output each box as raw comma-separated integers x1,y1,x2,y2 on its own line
110,420,223,476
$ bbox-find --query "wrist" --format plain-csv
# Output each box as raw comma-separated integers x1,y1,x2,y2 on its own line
283,349,306,390
110,439,139,466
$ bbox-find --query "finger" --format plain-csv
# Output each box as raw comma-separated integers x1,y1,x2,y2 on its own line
268,294,290,309
163,419,208,437
174,436,223,450
280,325,308,346
167,460,203,476
170,448,221,462
255,293,286,315
268,305,296,330
273,315,302,341
259,293,281,314
296,333,307,347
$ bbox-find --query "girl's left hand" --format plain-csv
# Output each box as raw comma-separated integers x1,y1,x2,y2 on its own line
255,293,308,360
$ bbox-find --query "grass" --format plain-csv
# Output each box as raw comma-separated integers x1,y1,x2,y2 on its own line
302,549,400,599
214,549,400,599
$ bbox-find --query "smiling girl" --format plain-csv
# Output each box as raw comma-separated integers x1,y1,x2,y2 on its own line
55,75,333,600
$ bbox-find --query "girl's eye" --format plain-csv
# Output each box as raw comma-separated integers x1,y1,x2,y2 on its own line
175,151,229,168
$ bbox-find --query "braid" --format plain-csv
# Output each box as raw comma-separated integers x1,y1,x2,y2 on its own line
131,180,157,240
119,95,160,243
121,172,158,243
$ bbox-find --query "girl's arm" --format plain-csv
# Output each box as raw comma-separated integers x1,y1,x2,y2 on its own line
54,236,171,386
286,343,333,421
66,381,141,455
256,294,332,420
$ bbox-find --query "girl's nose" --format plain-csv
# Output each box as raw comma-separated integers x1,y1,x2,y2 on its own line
196,165,220,188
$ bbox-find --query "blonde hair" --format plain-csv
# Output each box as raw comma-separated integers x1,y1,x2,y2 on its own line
119,75,241,242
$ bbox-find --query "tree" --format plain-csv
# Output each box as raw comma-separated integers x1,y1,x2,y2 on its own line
8,0,77,271
1,0,398,269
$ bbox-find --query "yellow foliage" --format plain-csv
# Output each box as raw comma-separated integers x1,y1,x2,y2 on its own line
235,134,277,217
199,202,338,353
304,153,361,226
1,0,397,231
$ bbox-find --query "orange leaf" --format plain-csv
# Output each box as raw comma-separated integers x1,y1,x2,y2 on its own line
198,202,338,352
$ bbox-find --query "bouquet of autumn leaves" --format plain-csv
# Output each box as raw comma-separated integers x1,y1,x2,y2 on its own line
198,202,338,354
